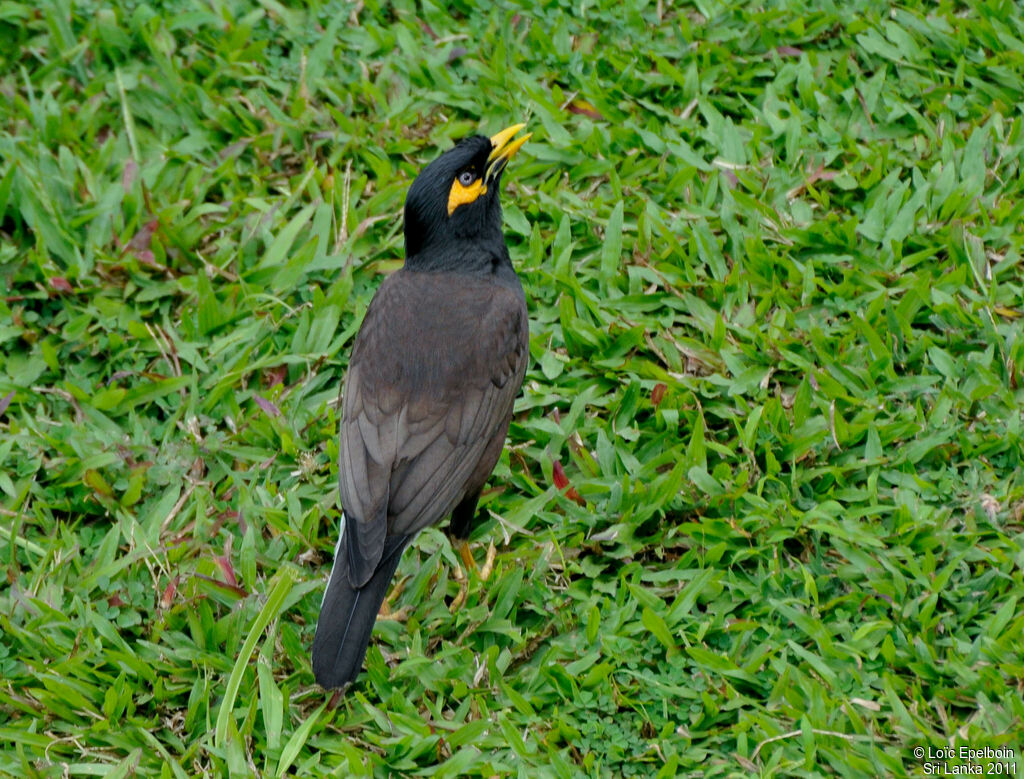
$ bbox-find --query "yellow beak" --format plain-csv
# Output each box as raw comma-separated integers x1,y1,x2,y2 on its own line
486,123,531,181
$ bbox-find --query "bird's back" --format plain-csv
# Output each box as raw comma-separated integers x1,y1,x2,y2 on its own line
339,266,527,558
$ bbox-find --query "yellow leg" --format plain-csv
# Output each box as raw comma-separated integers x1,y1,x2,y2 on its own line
451,541,498,612
457,540,497,580
458,540,477,574
449,560,467,612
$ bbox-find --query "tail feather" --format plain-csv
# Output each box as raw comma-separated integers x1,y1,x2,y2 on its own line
312,530,409,689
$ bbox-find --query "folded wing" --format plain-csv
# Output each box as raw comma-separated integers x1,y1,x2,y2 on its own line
338,269,528,587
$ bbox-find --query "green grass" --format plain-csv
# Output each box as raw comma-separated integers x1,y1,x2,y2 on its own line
2,0,1024,776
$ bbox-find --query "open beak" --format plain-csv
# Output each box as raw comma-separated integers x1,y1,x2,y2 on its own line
486,123,531,183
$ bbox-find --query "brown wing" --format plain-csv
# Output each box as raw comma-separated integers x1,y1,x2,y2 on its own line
339,268,528,587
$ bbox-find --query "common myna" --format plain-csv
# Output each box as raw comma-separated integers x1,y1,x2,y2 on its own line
312,124,531,689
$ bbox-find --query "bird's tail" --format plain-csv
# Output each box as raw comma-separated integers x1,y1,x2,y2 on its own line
312,527,409,689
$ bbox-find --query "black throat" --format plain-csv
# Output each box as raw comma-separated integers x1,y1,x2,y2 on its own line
404,239,517,284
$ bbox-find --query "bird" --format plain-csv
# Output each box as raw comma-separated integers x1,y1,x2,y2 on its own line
311,124,532,690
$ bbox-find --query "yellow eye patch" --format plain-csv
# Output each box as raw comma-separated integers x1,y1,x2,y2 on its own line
447,177,487,216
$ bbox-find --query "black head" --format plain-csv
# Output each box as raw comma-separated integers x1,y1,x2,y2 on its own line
403,124,530,265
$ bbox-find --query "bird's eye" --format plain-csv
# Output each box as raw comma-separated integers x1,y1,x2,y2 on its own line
458,170,476,186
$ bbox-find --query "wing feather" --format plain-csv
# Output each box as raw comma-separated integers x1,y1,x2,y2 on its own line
337,268,528,582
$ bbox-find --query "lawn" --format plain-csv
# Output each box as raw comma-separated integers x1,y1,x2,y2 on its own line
2,0,1024,776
